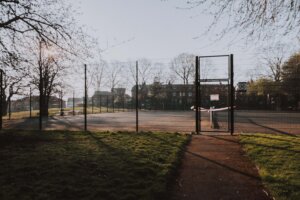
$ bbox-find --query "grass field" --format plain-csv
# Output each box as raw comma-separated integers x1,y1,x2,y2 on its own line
0,130,189,200
240,133,300,200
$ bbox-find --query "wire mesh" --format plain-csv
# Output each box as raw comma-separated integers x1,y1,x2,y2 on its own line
137,57,195,133
1,55,299,135
199,56,231,132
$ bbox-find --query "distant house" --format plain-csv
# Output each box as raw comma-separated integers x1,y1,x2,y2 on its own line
92,91,113,106
92,88,131,108
11,96,65,112
131,82,228,110
67,97,84,108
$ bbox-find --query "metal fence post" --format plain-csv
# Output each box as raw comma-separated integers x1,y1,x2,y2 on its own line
84,64,87,131
106,95,108,113
73,90,75,116
123,95,125,112
195,56,199,134
230,54,234,135
29,87,32,118
112,94,115,113
199,57,202,133
92,97,94,114
0,69,3,130
136,61,139,133
39,43,43,131
99,95,102,113
8,97,11,120
60,89,63,116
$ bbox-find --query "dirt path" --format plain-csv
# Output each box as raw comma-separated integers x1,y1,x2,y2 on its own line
172,135,272,200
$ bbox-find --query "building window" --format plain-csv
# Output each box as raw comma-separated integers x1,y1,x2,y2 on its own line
173,92,176,97
179,92,185,97
188,92,192,97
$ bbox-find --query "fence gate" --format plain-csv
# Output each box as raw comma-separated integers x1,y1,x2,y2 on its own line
195,55,234,134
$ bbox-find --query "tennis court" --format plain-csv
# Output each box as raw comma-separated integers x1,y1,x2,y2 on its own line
4,110,300,135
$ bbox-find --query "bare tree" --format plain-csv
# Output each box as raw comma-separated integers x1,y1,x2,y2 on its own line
138,59,153,84
170,53,195,85
90,57,107,91
152,62,167,84
259,44,290,82
0,52,29,116
127,59,153,84
184,0,300,40
0,0,76,59
27,38,72,117
106,61,123,91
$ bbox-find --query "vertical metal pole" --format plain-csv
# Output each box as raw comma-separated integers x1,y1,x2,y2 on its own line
227,56,230,132
39,40,43,131
227,79,230,132
60,89,63,116
73,90,75,116
84,64,87,131
136,61,139,133
118,96,120,112
29,87,32,118
8,87,12,120
123,95,125,112
99,95,102,113
0,70,3,130
199,58,202,132
8,97,11,120
106,95,108,113
230,54,235,135
195,56,199,134
92,97,94,114
112,95,115,112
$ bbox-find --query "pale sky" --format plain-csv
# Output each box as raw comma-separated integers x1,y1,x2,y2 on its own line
63,0,297,97
71,1,257,60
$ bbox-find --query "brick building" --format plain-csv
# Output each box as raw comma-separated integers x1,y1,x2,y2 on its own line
131,82,228,110
11,96,65,112
92,88,131,108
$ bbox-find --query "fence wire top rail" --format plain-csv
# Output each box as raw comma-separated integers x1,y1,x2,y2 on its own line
198,55,230,58
199,78,229,82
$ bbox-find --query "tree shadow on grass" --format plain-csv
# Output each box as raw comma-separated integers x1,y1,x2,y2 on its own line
247,119,296,137
143,133,263,181
0,130,175,200
205,135,300,153
240,134,300,144
48,116,83,130
86,131,185,199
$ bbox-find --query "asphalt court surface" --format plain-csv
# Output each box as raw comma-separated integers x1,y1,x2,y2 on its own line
4,110,300,135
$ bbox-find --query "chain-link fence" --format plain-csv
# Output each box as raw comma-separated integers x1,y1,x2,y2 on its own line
1,54,299,135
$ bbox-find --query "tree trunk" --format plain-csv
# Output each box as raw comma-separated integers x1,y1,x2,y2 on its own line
1,99,8,116
41,96,49,117
39,93,49,117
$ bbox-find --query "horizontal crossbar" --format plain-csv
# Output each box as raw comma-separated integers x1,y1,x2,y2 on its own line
198,55,229,58
199,78,229,82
